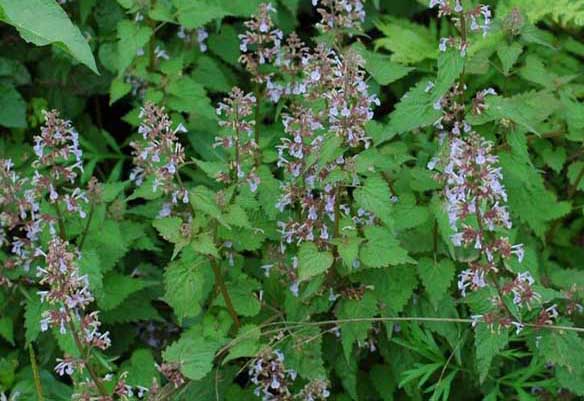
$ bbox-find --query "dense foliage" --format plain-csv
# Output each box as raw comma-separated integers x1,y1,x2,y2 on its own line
1,0,584,400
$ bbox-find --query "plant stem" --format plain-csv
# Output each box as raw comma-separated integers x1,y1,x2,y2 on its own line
254,84,263,167
78,202,95,251
66,311,109,396
29,344,45,401
209,256,241,329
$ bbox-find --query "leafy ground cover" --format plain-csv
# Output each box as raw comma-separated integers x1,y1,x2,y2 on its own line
1,0,584,400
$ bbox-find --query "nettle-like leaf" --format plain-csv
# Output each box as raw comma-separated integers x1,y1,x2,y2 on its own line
96,272,156,311
336,291,378,361
374,17,437,64
297,242,334,281
416,258,455,308
475,324,509,383
0,0,98,73
360,226,415,268
354,175,394,226
164,256,214,321
163,334,224,381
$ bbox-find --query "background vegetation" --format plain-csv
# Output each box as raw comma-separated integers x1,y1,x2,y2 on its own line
1,0,584,400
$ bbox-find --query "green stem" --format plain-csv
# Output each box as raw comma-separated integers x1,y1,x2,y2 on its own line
78,202,95,251
29,344,45,401
210,256,241,329
254,84,263,167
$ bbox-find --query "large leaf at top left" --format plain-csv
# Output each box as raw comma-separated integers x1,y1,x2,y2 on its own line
0,0,98,74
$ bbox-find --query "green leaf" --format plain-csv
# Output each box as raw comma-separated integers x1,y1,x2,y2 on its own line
190,186,224,222
337,292,377,361
172,0,228,29
0,0,98,73
163,335,223,381
353,43,413,85
0,317,14,346
386,80,441,138
223,204,252,229
116,20,152,74
475,324,508,383
25,292,45,344
416,258,455,308
153,217,190,258
374,265,418,313
374,17,437,64
500,152,572,238
497,42,523,76
164,257,213,321
354,175,394,226
97,272,155,311
434,48,465,97
360,226,415,268
216,273,261,317
124,349,159,388
224,324,261,363
0,84,26,128
568,162,584,192
297,242,334,281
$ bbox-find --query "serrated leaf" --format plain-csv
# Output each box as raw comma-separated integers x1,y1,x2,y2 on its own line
374,17,437,64
337,292,377,361
97,272,155,311
190,186,224,222
164,257,213,321
0,317,14,346
386,81,441,138
0,0,98,73
475,324,508,383
0,84,26,128
416,258,455,307
216,273,261,317
224,324,261,363
354,175,394,226
297,242,334,281
163,335,222,381
360,226,415,268
116,20,152,74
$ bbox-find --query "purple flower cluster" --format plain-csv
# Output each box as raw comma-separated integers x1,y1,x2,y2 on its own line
239,3,283,83
130,102,189,217
177,26,209,52
313,0,366,33
249,350,297,401
0,111,90,275
429,0,492,56
215,87,261,192
37,238,111,374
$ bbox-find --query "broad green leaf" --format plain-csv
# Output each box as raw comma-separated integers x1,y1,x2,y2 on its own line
475,324,508,383
0,84,26,128
497,42,523,76
297,242,334,281
337,292,377,361
353,43,413,85
374,17,437,64
0,317,14,346
360,226,415,268
0,0,98,73
416,258,455,308
116,20,152,74
386,81,441,138
224,324,262,363
354,175,394,226
164,257,213,321
96,272,155,310
163,335,223,381
216,273,261,317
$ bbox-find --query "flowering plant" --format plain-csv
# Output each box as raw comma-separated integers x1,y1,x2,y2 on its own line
1,0,584,400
